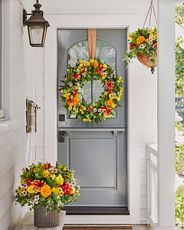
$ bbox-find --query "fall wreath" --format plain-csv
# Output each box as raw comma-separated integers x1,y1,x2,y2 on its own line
60,59,123,123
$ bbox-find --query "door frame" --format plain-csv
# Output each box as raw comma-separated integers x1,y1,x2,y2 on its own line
45,12,142,224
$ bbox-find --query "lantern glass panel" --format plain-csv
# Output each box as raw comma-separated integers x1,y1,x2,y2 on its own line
28,25,44,45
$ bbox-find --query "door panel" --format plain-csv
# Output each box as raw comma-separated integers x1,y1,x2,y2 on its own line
57,29,128,210
58,130,127,206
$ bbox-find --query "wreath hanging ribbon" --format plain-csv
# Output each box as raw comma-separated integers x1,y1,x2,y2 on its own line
60,29,124,123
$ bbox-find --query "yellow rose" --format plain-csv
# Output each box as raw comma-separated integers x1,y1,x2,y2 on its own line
137,36,145,45
40,184,52,198
27,185,36,194
56,175,64,185
90,59,94,64
43,170,50,178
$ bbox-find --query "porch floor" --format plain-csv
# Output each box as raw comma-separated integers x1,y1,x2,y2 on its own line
14,212,149,230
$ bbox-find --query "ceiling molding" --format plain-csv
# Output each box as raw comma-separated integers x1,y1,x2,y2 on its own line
44,9,140,16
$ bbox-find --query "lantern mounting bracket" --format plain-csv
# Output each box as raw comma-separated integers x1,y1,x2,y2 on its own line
23,9,32,26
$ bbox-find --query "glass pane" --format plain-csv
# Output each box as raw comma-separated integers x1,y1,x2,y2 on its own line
93,79,103,103
28,26,44,45
68,41,88,67
68,40,116,69
79,81,92,104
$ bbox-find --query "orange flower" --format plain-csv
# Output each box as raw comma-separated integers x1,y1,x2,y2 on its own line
72,96,80,105
69,187,76,195
137,36,145,45
40,184,52,198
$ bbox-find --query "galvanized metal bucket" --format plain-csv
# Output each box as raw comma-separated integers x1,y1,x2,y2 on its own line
34,207,66,228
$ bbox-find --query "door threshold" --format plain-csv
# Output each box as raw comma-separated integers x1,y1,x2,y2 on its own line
64,207,129,215
63,225,132,229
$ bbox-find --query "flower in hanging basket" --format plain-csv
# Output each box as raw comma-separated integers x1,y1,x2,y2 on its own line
14,162,80,213
125,27,157,73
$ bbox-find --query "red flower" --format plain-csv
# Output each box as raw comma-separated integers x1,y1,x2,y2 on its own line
105,80,114,90
66,98,73,104
25,179,32,186
73,89,77,96
62,182,71,195
44,163,52,169
129,43,136,49
33,180,45,187
105,107,112,114
73,73,80,80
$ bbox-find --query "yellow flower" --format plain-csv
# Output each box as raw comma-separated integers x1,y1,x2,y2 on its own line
52,187,64,196
103,64,108,69
80,105,86,111
40,184,52,198
56,175,64,185
86,61,90,66
50,174,56,180
63,92,70,98
68,104,73,111
93,60,98,68
128,33,133,39
83,118,92,122
52,187,59,194
43,170,50,178
90,59,94,64
117,76,123,83
27,185,36,194
137,36,145,45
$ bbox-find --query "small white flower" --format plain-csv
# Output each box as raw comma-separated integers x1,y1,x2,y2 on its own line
34,200,39,204
140,44,146,49
93,108,97,112
34,195,40,200
29,201,34,206
21,191,27,196
69,82,73,87
98,109,102,113
53,169,58,174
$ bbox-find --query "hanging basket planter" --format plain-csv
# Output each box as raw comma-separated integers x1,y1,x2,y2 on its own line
125,27,157,74
125,0,157,74
136,51,157,74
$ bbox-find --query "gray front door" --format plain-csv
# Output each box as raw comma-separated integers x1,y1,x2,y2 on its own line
57,29,128,213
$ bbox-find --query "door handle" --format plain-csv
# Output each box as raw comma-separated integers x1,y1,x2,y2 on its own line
58,131,66,143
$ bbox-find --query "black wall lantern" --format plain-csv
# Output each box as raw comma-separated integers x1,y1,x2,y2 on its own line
23,0,49,47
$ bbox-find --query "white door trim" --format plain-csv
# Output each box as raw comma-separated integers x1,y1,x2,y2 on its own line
44,13,143,224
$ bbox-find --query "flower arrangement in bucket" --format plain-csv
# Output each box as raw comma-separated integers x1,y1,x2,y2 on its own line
14,162,80,228
125,27,157,74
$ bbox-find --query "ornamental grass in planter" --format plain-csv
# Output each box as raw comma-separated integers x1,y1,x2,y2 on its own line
14,162,80,228
125,27,157,74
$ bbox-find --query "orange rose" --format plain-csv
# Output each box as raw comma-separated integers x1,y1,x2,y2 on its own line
137,36,145,45
40,184,52,198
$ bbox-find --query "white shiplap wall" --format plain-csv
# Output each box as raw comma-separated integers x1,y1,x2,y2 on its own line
0,0,27,229
0,0,158,227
